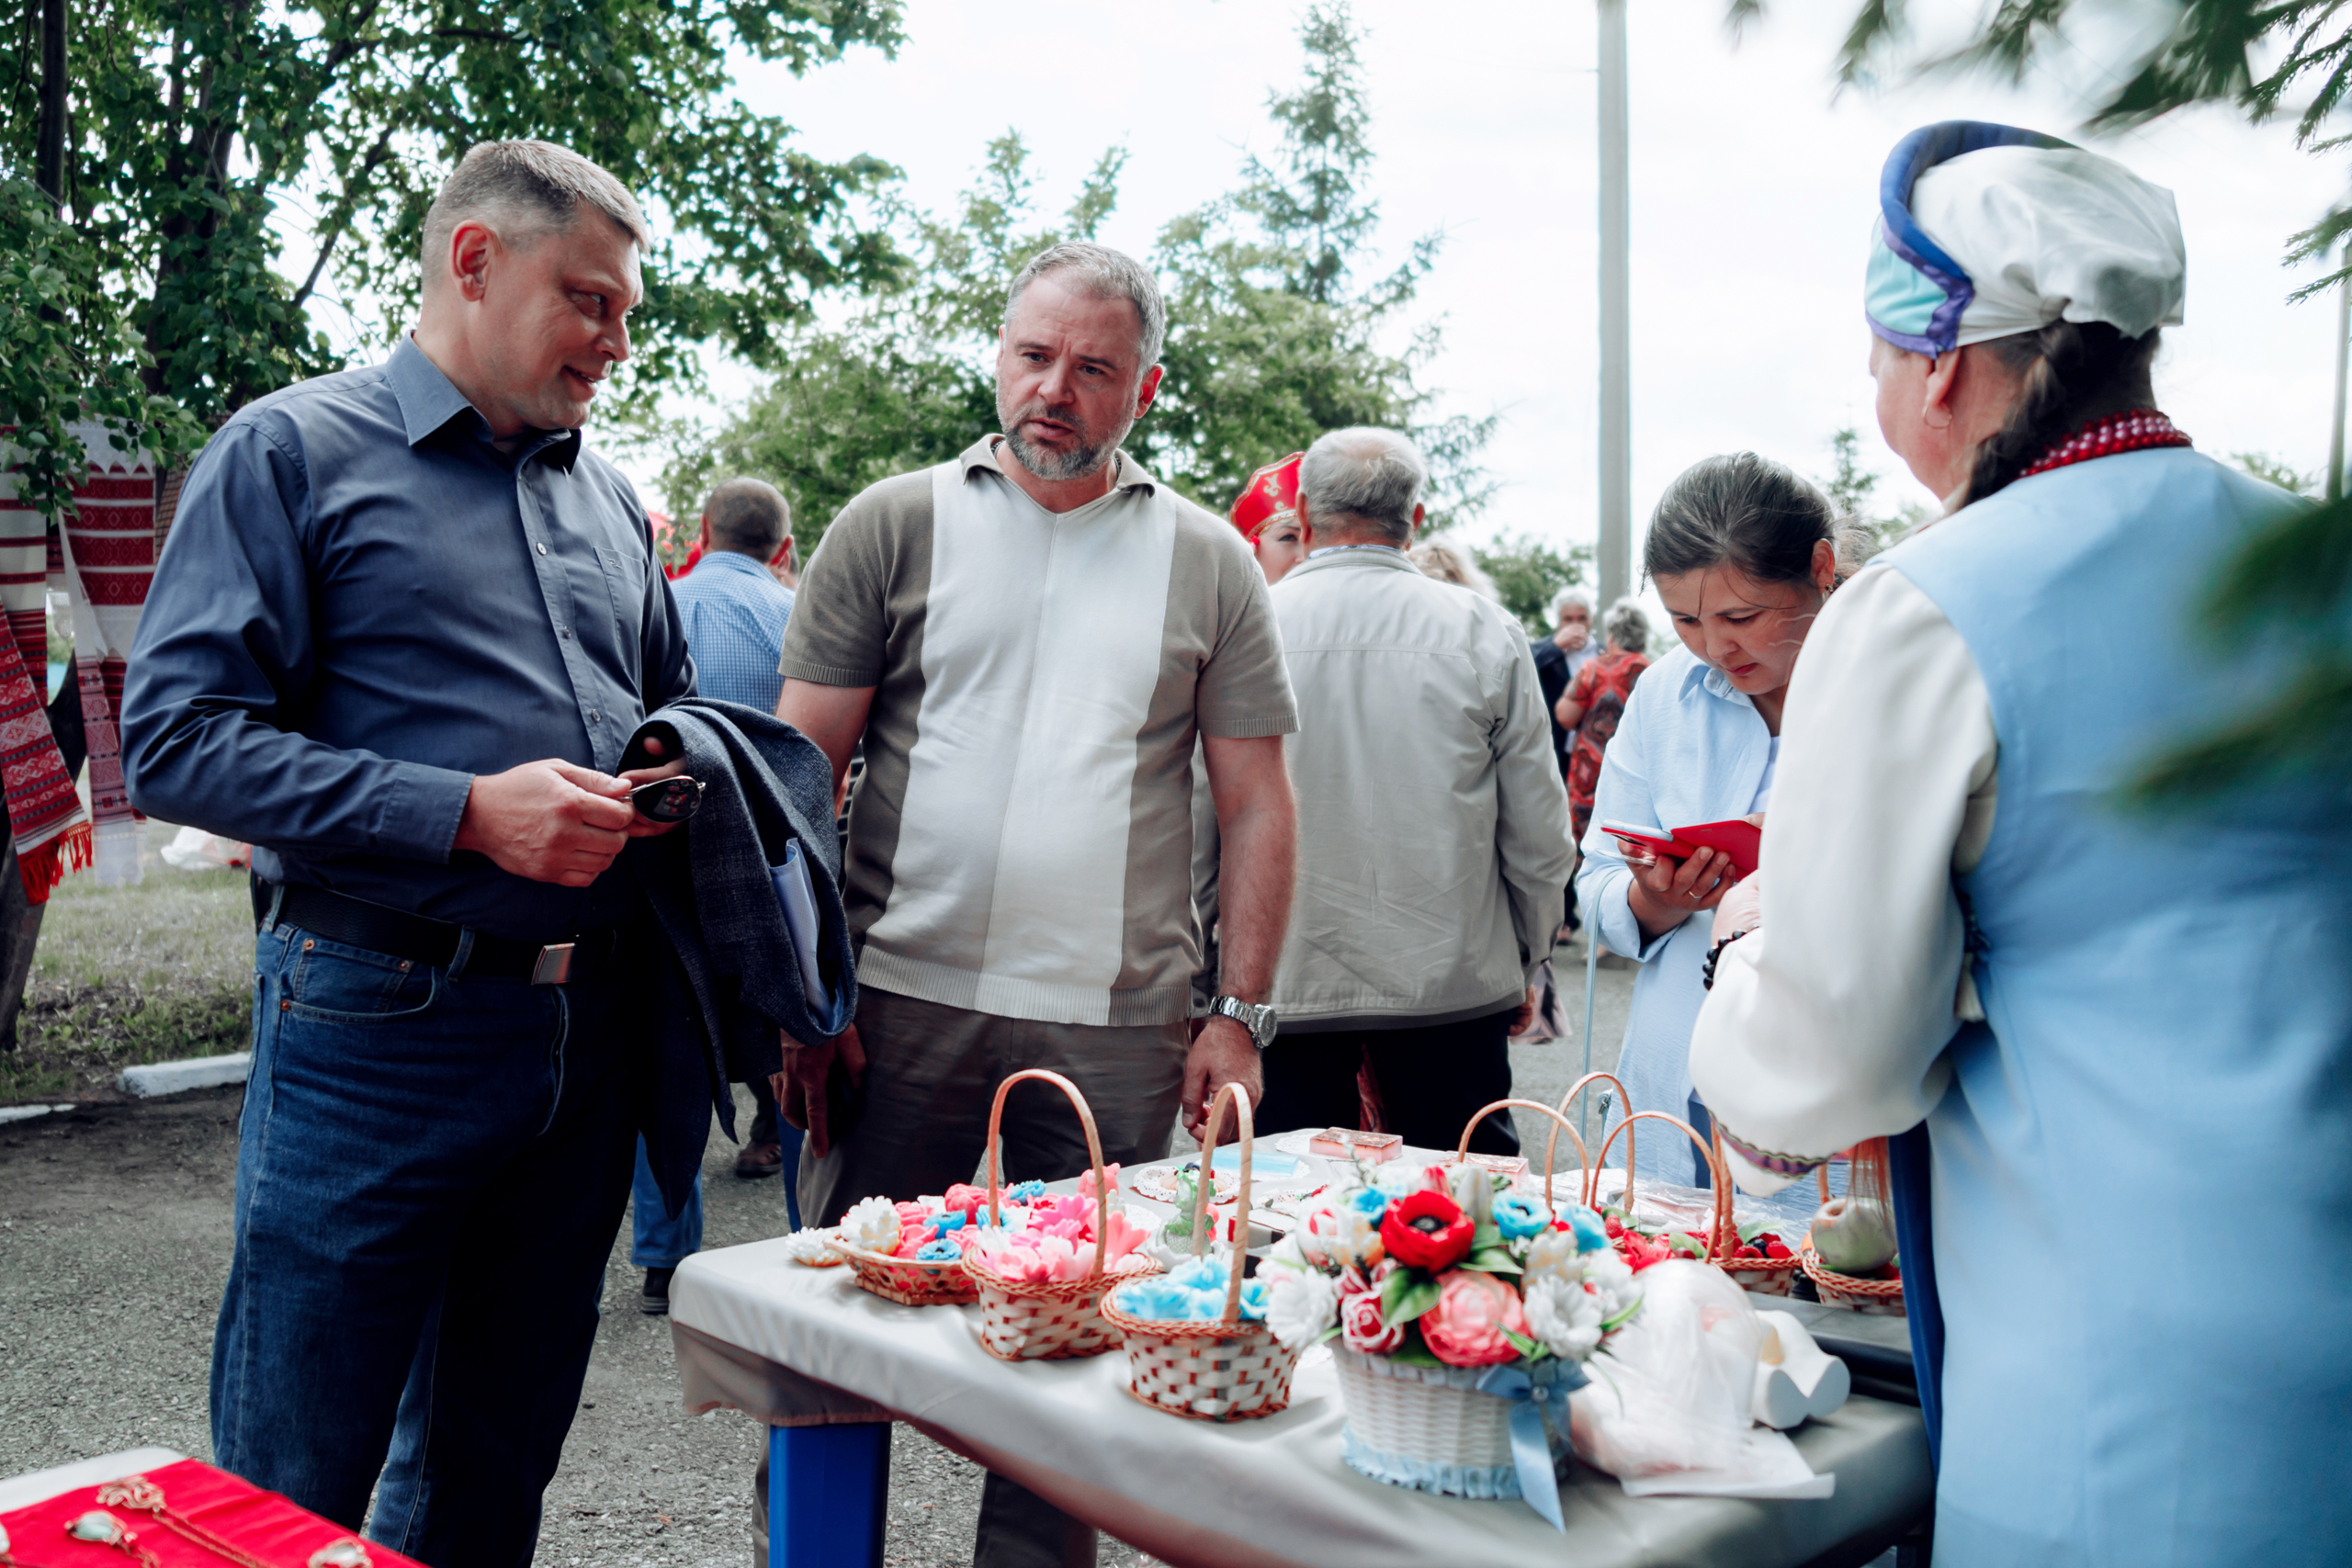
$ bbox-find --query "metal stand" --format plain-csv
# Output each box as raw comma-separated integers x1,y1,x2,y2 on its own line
766,1422,889,1567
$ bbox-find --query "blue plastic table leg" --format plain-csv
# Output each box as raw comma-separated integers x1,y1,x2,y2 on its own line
768,1421,890,1568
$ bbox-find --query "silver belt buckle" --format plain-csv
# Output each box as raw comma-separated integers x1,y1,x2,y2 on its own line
530,942,576,986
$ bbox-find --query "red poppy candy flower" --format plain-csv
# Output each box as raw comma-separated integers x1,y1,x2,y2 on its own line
1379,1189,1476,1271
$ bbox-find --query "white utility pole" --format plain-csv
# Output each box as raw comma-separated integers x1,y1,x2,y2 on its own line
1597,0,1632,608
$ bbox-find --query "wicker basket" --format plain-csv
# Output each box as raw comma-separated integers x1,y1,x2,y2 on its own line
1717,1149,1822,1297
1800,1245,1905,1315
1334,1348,1583,1500
1329,1096,1593,1500
958,1069,1155,1361
1099,1085,1303,1421
826,1234,979,1307
1593,1109,1736,1263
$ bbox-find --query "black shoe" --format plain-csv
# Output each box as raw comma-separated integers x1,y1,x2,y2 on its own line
639,1265,676,1315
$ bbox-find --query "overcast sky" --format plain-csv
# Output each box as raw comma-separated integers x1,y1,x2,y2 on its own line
627,0,2346,559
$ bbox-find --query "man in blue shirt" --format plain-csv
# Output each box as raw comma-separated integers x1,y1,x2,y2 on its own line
629,477,799,1314
122,141,695,1568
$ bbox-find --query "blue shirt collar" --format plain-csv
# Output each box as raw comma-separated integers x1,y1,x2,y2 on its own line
1306,543,1407,559
693,548,784,582
386,337,582,471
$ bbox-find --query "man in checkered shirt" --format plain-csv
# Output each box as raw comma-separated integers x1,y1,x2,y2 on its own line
630,477,801,1316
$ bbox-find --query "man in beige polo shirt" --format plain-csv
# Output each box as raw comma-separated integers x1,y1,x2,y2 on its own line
772,242,1297,1568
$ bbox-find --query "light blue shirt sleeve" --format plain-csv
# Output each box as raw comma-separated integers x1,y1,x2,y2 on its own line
1576,674,1678,964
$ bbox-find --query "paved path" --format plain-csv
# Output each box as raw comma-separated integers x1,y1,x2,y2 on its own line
0,939,1634,1567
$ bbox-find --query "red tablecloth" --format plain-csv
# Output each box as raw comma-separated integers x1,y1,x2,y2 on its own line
0,1458,424,1568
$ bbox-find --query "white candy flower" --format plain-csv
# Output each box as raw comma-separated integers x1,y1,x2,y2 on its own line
1447,1162,1496,1226
1580,1246,1641,1323
840,1195,902,1255
1263,1265,1340,1350
1522,1226,1583,1288
1523,1272,1606,1362
784,1227,842,1265
1374,1163,1426,1200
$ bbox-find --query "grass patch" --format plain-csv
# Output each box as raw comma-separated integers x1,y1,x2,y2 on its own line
0,860,254,1103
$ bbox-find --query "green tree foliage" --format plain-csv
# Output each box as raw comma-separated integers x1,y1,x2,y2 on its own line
1473,535,1595,636
1820,425,1931,548
2229,451,2320,497
0,0,906,513
1741,0,2352,803
658,135,1115,564
670,1,1495,549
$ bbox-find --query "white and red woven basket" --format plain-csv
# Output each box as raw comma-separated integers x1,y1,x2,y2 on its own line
1099,1085,1302,1421
825,1236,978,1307
1330,1096,1589,1498
958,1069,1155,1360
1800,1245,1905,1315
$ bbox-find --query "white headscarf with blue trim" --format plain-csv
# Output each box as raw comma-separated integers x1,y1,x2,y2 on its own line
1866,121,2186,355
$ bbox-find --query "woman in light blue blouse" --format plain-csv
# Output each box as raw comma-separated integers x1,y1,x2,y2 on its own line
1577,453,1838,1219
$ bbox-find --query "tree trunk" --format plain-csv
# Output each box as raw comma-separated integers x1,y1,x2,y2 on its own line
37,0,67,208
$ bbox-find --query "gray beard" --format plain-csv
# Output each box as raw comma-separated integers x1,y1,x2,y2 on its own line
996,391,1134,483
1001,423,1119,483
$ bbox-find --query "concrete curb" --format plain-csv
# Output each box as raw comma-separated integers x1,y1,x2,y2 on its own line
0,1103,77,1125
119,1052,252,1099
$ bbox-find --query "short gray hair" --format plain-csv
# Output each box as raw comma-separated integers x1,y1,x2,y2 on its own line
1832,520,1883,581
1299,427,1427,547
422,141,651,288
1551,585,1596,619
1003,242,1167,369
1603,596,1650,654
703,477,788,558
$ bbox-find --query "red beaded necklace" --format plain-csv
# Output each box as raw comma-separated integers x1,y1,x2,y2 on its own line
2016,408,2191,480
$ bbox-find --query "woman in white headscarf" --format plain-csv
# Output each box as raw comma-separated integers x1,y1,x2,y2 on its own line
1690,123,2350,1566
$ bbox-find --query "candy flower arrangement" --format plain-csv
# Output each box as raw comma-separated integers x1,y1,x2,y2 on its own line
1260,1149,1643,1527
1262,1162,1641,1372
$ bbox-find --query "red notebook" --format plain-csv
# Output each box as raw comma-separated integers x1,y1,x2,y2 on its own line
2,1458,425,1567
1600,818,1763,880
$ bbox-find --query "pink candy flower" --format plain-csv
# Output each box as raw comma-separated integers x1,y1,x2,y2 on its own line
1419,1269,1529,1368
1338,1267,1404,1355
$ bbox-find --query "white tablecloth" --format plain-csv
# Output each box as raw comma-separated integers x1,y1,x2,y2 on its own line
671,1236,1931,1568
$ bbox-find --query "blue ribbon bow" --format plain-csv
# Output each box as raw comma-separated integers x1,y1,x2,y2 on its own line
1476,1361,1587,1530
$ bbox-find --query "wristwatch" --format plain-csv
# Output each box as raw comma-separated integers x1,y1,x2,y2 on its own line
1209,995,1279,1050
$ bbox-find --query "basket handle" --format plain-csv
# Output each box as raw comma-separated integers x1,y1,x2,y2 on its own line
1595,1109,1735,1262
1455,1098,1586,1213
1552,1072,1628,1209
981,1068,1114,1286
1193,1081,1255,1327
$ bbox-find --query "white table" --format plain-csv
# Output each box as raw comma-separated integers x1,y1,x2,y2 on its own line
671,1233,1932,1567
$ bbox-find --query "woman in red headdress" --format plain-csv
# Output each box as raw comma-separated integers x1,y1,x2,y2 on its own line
1227,452,1307,584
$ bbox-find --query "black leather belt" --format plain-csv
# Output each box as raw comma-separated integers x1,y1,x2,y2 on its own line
254,879,618,985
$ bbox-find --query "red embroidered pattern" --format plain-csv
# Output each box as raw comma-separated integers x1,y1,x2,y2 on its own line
2017,409,2191,480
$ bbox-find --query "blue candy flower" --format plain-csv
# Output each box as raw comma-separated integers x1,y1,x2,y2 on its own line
1565,1204,1611,1253
1346,1185,1390,1221
1492,1192,1549,1240
1168,1256,1227,1293
929,1210,967,1236
1006,1179,1047,1204
1234,1279,1271,1322
1115,1280,1198,1322
915,1238,963,1262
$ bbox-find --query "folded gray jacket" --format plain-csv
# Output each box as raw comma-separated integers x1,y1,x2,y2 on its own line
623,697,854,1216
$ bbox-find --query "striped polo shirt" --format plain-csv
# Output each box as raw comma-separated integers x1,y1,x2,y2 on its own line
780,436,1296,1027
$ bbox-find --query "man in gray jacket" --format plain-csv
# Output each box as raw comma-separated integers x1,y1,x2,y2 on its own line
1256,427,1575,1154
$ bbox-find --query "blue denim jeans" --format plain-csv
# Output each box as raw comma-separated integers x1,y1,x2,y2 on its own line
213,919,642,1568
629,1137,703,1268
